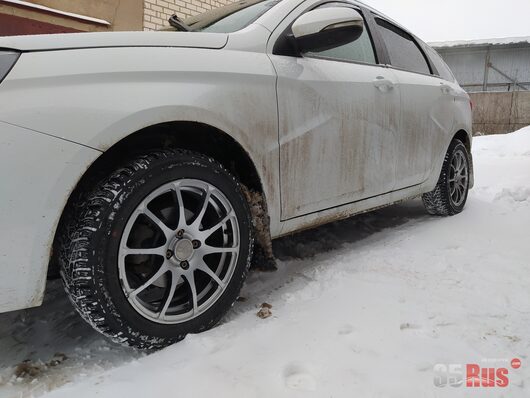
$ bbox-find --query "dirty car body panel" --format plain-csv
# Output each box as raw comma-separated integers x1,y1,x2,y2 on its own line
0,0,472,313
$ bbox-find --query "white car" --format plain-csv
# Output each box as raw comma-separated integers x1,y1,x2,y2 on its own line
0,0,473,349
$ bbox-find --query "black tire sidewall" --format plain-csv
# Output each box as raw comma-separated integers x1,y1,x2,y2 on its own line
87,152,252,344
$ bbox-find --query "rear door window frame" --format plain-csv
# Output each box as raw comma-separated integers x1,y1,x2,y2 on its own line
421,42,456,82
370,14,437,77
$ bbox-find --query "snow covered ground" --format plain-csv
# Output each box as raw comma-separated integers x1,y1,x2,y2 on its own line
1,127,529,398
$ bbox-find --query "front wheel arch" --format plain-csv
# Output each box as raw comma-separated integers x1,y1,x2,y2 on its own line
48,121,268,278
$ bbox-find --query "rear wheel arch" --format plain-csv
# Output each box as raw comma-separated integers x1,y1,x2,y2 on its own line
453,129,471,152
48,121,268,277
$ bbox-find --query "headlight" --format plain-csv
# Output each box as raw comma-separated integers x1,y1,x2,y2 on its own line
0,51,20,84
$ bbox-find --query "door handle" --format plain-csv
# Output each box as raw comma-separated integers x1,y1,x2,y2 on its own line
373,76,395,92
440,83,453,95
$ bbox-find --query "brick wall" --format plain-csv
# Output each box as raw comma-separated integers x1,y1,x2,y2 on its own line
144,0,233,30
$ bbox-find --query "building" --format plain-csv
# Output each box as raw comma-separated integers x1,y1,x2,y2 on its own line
0,0,233,36
432,37,530,134
144,0,234,30
431,37,530,93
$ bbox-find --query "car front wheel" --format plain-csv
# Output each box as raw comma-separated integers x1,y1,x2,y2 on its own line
60,149,253,349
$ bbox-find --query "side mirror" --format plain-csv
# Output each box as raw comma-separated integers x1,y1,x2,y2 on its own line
291,7,364,53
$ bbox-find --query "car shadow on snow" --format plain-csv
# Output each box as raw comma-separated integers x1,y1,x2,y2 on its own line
0,199,430,390
0,279,138,387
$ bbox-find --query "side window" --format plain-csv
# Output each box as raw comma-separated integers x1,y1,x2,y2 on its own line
375,18,430,74
424,45,455,82
305,5,377,65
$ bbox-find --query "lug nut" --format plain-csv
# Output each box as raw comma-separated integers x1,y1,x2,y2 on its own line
192,240,201,249
180,261,190,270
176,229,184,238
166,250,173,259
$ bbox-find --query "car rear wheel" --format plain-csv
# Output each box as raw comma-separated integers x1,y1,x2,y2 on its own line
60,149,253,349
422,139,470,216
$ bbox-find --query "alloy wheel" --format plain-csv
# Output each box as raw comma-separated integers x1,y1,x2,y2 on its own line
448,149,469,207
118,179,240,324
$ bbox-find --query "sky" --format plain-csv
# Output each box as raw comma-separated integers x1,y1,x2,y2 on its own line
365,0,530,43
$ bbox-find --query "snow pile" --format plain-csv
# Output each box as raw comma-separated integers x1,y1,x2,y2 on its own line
472,128,530,208
0,127,529,398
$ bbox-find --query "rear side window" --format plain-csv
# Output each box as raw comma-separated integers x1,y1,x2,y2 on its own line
375,18,430,75
424,45,455,82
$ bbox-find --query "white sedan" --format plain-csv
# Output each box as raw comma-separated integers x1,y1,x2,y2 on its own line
0,0,472,349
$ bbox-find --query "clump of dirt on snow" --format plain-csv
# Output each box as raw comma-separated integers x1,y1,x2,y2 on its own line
257,303,272,319
12,353,68,381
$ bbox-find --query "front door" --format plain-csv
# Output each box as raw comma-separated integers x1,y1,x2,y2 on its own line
269,4,400,220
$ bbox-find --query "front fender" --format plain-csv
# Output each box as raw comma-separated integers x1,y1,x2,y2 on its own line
0,45,282,244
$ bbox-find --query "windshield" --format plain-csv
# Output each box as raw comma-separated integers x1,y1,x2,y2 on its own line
163,0,280,33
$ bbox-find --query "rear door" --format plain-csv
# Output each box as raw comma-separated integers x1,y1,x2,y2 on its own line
374,17,455,190
269,3,400,220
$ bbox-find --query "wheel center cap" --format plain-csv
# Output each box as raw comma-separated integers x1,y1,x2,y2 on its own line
174,239,194,261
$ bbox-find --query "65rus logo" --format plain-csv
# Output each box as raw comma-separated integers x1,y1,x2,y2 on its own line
434,358,521,388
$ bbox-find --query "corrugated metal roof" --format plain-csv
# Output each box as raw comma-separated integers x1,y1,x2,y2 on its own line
430,36,530,49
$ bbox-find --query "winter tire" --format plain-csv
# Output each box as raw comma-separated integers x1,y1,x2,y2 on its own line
60,150,253,349
422,139,470,216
